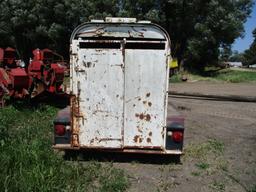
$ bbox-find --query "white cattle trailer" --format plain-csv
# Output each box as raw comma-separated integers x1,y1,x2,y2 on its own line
53,18,185,155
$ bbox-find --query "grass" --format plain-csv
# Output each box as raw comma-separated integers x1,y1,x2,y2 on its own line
215,69,256,83
195,162,210,170
186,140,253,192
250,185,256,192
184,139,224,160
209,181,225,192
191,171,201,176
0,104,129,192
184,139,227,177
170,68,256,83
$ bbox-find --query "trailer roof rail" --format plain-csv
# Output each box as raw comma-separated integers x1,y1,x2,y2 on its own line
138,20,151,24
90,19,104,23
105,17,137,23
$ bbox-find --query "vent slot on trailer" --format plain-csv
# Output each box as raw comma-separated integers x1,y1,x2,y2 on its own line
79,42,165,50
79,42,120,49
125,42,165,50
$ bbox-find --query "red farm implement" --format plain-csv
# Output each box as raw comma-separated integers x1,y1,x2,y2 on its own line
0,47,30,107
28,48,67,98
0,47,67,107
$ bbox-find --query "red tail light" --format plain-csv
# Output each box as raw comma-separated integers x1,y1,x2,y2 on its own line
55,124,66,136
172,131,183,143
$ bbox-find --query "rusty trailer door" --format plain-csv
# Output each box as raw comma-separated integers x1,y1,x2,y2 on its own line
123,43,168,149
73,41,124,148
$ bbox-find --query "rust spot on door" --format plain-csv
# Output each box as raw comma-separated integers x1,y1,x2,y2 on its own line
146,93,150,97
90,139,94,144
134,135,140,143
148,102,152,107
149,132,152,136
145,114,151,121
139,113,144,120
143,101,147,104
134,135,143,143
136,113,151,121
147,138,151,143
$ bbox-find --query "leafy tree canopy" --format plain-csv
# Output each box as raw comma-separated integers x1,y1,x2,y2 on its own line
0,0,253,70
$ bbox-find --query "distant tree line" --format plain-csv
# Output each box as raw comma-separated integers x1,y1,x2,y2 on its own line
243,28,256,65
229,28,256,66
0,0,253,71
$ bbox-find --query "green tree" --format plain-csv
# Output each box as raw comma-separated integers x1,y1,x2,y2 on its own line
0,0,253,70
120,0,165,23
243,28,256,65
119,0,253,71
229,51,245,62
220,45,232,62
0,0,119,62
163,0,253,71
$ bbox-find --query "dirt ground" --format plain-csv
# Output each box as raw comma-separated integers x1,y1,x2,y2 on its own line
170,82,256,97
112,82,256,192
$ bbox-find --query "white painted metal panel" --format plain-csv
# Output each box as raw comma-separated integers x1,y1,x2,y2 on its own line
124,49,167,148
75,46,124,148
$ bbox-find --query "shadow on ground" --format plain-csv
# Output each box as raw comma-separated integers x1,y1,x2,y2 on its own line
63,150,181,165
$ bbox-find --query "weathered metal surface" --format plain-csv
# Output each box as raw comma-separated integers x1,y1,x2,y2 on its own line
0,48,30,101
123,49,168,148
71,43,124,148
71,23,166,40
28,48,66,98
9,68,29,90
69,19,177,153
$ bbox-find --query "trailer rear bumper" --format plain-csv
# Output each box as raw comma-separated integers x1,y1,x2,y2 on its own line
53,144,183,155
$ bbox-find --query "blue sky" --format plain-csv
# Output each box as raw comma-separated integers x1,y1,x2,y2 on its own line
232,1,256,53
